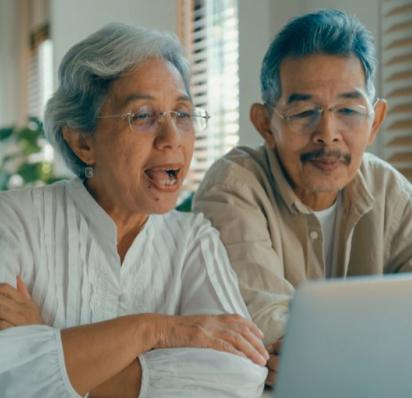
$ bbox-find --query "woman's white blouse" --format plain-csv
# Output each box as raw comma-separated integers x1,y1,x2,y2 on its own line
0,179,266,397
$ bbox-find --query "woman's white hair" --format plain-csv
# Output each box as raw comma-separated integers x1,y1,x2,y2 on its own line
44,22,191,177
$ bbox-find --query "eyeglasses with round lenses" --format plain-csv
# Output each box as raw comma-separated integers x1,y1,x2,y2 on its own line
99,107,210,134
273,101,376,134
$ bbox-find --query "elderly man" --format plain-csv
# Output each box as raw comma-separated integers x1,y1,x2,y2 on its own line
193,9,412,384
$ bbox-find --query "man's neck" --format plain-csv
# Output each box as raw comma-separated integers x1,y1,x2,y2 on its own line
295,189,338,211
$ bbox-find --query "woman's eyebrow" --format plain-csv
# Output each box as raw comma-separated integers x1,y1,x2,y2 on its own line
121,94,154,108
120,93,192,108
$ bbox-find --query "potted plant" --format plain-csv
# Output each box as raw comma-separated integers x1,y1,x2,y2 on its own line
0,117,63,190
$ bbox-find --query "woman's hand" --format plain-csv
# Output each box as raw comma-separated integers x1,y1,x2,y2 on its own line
150,313,269,366
0,276,44,330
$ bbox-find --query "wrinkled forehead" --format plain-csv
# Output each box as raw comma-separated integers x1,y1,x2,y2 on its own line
104,58,191,110
278,54,368,106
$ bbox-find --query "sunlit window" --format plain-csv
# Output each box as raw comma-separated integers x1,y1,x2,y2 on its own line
179,0,239,192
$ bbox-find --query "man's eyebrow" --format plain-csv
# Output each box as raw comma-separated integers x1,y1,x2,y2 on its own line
286,93,313,104
338,91,364,100
286,90,365,104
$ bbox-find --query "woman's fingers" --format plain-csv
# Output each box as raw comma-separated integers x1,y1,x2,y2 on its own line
0,283,25,302
222,329,268,365
16,276,31,299
0,282,44,326
242,328,269,363
220,314,264,340
0,294,24,325
217,317,268,365
156,314,269,366
209,338,248,359
217,315,268,363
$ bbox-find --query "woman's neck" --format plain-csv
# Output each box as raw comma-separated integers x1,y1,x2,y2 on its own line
84,179,148,263
116,216,148,264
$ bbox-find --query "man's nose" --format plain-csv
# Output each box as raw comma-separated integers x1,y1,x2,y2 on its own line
312,110,342,144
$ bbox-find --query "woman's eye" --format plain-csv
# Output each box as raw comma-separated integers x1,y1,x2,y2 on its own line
131,111,153,121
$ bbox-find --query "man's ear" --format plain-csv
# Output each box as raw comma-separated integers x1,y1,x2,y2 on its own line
62,127,95,165
250,103,276,149
368,98,388,145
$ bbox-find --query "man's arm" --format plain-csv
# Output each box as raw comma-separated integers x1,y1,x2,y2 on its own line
193,177,294,345
386,194,412,273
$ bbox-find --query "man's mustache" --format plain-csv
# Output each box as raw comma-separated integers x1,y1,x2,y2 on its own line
300,148,351,165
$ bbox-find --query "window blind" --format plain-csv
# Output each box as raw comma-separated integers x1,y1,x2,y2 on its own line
381,0,412,181
178,0,239,192
28,26,53,120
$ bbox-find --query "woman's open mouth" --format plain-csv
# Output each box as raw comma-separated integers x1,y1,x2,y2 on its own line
144,166,182,191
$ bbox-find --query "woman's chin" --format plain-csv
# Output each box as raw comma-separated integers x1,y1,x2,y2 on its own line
146,193,180,214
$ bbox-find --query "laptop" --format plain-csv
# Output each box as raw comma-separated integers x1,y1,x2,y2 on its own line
274,275,412,398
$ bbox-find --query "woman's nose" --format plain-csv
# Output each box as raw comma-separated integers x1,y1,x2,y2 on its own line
155,113,182,149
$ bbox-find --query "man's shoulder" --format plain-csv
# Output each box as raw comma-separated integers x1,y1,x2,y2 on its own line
199,145,270,189
360,153,412,198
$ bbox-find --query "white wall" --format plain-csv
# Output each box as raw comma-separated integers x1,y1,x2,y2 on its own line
237,0,302,147
51,0,178,83
0,0,20,127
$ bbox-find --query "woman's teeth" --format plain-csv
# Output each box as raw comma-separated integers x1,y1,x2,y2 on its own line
145,168,180,187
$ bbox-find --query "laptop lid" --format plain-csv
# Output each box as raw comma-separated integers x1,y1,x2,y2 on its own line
274,275,412,398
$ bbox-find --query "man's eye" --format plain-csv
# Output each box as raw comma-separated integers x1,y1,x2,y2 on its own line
338,107,361,116
176,111,191,120
290,109,318,119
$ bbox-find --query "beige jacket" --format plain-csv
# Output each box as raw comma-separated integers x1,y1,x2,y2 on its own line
193,145,412,344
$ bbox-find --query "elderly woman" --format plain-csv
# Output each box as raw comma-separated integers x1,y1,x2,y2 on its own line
0,23,268,397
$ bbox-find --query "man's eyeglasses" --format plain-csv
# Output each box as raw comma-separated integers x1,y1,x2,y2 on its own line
271,101,376,135
99,107,210,134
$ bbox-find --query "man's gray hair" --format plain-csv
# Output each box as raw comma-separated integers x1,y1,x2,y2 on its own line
44,23,191,177
261,9,377,106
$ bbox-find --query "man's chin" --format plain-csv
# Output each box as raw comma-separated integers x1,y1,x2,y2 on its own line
303,176,347,193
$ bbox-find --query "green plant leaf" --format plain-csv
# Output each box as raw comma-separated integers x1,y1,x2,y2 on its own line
0,127,14,141
17,162,42,183
28,116,45,136
21,140,42,155
17,127,40,145
0,117,61,190
0,172,10,190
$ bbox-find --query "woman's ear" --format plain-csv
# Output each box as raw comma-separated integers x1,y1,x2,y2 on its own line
250,103,276,149
368,98,388,145
62,127,95,165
